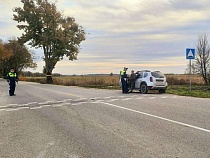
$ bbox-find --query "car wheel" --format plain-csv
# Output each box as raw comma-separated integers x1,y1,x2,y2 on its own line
140,83,148,94
158,89,166,93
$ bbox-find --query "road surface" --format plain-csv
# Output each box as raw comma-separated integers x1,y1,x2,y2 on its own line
0,79,210,158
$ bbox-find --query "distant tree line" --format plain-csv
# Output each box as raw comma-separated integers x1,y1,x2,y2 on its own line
19,71,61,77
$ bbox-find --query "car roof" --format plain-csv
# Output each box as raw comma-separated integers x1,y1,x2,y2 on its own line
136,70,151,73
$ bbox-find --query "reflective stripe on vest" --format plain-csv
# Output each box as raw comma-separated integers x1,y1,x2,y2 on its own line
8,72,17,77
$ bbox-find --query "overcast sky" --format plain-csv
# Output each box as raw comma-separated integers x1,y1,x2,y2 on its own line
1,0,210,75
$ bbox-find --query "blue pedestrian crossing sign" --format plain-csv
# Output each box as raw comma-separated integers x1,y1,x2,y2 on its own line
186,48,195,59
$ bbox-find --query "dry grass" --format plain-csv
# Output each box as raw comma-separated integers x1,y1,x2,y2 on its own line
19,74,210,98
19,74,205,86
166,74,204,85
53,75,120,86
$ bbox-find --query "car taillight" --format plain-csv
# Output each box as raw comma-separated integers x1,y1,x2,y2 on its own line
150,77,153,82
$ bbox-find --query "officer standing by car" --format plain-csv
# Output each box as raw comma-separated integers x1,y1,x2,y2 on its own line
7,68,18,96
129,70,136,93
120,67,129,93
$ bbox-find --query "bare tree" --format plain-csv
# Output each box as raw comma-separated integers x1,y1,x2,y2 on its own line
195,34,210,85
185,61,196,74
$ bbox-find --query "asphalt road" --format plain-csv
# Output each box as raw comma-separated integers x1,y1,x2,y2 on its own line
0,78,210,158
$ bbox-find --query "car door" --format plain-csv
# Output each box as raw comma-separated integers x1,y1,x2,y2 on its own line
135,72,143,89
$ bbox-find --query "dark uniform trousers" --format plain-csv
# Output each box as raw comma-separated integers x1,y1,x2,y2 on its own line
121,69,128,93
7,72,18,96
9,81,16,96
122,78,128,93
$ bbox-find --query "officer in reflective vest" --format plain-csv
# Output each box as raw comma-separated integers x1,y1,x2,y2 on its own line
7,68,18,96
120,67,129,93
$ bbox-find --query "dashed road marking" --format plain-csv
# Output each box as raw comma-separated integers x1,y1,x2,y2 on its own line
17,107,29,110
6,108,19,112
30,106,42,110
122,98,132,101
136,97,143,100
42,105,51,108
107,99,120,102
27,102,38,105
1,95,180,112
52,104,65,107
104,96,112,99
149,97,156,99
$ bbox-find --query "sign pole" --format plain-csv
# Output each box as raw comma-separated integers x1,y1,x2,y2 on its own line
186,48,195,94
189,59,192,93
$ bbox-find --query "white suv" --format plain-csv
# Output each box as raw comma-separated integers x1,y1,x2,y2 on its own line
126,70,168,94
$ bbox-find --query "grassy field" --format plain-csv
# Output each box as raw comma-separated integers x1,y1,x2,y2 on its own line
19,74,210,98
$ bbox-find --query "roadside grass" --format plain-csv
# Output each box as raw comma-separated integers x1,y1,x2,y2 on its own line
167,85,210,98
18,75,210,98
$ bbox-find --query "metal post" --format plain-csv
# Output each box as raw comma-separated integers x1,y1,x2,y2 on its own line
189,59,192,93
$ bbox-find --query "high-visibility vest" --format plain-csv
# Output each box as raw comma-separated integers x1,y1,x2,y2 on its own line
121,70,125,76
8,72,17,78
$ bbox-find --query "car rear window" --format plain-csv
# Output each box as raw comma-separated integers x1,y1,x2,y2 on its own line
151,72,165,78
144,73,148,78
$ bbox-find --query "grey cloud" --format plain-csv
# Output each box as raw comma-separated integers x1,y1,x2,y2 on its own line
168,0,209,10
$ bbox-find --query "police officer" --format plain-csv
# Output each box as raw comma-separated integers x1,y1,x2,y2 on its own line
7,68,18,96
121,67,129,94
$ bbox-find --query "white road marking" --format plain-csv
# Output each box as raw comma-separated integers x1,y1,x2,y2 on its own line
17,107,29,110
136,97,143,100
38,102,48,105
149,97,156,99
108,99,119,102
0,106,8,108
1,94,178,112
6,108,19,112
91,97,101,99
104,96,112,99
30,106,42,110
63,99,72,102
122,98,132,101
27,102,38,105
54,101,64,104
100,102,210,133
95,100,104,102
52,104,64,107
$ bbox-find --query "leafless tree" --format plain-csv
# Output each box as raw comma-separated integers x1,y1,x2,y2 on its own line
195,34,210,85
185,61,196,74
